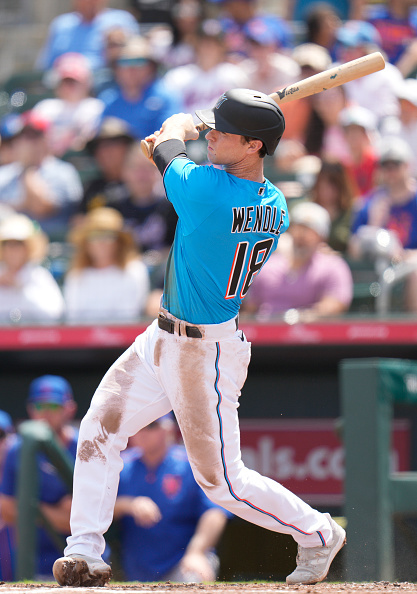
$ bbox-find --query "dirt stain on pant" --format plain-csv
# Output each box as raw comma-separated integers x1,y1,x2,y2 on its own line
175,340,224,489
78,347,138,463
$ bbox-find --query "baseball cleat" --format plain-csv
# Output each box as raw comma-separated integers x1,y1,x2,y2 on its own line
52,554,112,587
286,514,346,585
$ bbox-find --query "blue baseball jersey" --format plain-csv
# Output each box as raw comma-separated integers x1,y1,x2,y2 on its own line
161,157,289,324
0,432,78,577
117,445,226,581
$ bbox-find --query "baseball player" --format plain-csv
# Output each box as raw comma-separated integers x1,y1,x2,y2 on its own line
53,89,346,587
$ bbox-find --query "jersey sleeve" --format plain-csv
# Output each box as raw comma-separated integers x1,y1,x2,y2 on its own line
163,158,229,235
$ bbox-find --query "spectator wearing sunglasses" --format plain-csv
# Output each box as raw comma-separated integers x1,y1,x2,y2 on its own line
98,36,183,140
349,137,417,312
0,376,78,580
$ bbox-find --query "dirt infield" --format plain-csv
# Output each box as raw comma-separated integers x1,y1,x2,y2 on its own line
2,583,417,594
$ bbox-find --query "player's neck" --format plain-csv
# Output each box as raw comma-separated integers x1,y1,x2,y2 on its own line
225,159,265,183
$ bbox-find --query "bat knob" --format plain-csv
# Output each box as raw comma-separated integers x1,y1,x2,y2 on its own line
141,138,153,159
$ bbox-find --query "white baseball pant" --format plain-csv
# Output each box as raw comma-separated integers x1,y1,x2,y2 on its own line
65,313,332,560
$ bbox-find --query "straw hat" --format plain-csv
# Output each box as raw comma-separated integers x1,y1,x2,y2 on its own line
68,207,135,249
0,213,48,262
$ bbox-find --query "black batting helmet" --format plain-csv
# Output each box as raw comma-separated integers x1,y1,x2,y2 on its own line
195,88,285,155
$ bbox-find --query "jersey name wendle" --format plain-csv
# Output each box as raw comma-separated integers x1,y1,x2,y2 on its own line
231,205,286,236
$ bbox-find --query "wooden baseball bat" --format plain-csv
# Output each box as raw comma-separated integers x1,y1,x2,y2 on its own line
141,51,385,158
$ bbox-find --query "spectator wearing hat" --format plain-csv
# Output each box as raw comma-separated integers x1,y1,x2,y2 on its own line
32,53,104,158
63,207,150,323
114,413,229,582
238,15,301,95
242,202,353,322
350,137,417,249
334,20,403,124
349,137,417,311
0,213,65,325
338,104,380,198
36,0,139,72
0,111,83,240
80,117,135,214
381,78,417,178
162,19,249,124
99,36,183,140
0,376,78,580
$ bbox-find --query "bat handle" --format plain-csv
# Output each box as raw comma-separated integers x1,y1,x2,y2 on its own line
140,122,208,159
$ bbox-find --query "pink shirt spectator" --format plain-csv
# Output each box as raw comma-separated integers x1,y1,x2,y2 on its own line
246,250,353,318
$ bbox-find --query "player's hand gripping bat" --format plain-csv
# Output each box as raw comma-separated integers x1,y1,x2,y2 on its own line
141,51,385,159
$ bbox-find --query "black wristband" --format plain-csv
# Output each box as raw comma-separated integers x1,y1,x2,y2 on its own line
154,139,188,176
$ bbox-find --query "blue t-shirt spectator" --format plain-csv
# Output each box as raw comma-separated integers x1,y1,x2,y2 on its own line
0,432,78,577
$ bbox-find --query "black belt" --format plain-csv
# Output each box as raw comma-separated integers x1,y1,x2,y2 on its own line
158,314,203,338
158,314,239,338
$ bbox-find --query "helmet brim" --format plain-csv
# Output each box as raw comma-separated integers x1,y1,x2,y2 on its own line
195,109,215,129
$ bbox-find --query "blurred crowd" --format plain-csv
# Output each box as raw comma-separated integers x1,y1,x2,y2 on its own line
2,0,417,324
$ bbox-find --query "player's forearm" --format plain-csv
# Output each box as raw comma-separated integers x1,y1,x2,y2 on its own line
153,113,199,151
185,508,228,555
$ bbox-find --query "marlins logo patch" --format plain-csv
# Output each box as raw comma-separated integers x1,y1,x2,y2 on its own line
215,94,228,110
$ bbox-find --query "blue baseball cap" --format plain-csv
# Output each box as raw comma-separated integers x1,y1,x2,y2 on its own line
243,16,292,48
0,410,13,433
28,375,74,406
336,20,381,48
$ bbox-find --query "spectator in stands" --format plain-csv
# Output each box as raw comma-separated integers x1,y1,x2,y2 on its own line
160,0,203,69
307,85,351,161
275,43,332,169
242,202,353,322
114,413,229,582
120,142,178,259
310,160,356,254
63,207,150,323
36,0,139,72
303,2,341,60
338,104,379,198
334,20,403,125
381,78,417,178
238,15,301,95
99,36,183,140
0,410,15,582
0,110,83,240
119,143,178,296
32,53,104,158
163,19,249,124
80,117,135,214
0,375,78,580
93,27,129,96
216,0,294,61
366,0,417,66
0,213,65,325
349,136,417,311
